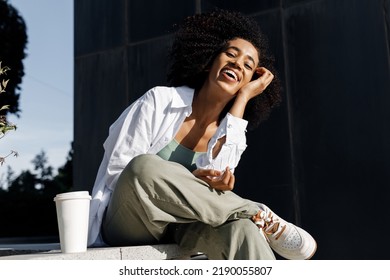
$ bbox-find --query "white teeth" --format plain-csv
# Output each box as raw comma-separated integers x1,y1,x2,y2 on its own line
223,69,238,81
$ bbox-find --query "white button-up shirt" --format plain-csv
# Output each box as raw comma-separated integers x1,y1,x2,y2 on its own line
88,86,248,246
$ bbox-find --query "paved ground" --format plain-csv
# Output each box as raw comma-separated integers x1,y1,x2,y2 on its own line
0,242,199,260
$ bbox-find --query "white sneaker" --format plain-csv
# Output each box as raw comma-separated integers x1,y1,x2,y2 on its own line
252,203,317,260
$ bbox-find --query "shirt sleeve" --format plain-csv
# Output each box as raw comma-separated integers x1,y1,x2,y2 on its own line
196,112,248,172
103,90,157,190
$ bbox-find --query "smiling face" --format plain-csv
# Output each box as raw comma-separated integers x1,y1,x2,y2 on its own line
206,38,260,97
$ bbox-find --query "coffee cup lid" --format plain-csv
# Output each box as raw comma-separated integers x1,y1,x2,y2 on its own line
53,191,91,201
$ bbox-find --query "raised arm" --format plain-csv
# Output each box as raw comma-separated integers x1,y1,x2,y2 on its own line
229,67,274,118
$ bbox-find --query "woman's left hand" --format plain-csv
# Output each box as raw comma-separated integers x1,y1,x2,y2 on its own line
193,166,235,191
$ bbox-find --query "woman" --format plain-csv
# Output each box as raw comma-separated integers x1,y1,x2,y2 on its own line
87,9,316,260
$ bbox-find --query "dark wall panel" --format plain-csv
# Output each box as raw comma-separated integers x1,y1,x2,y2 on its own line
283,0,316,7
127,36,173,102
128,0,196,43
74,49,128,189
75,0,125,56
284,0,390,259
201,0,279,13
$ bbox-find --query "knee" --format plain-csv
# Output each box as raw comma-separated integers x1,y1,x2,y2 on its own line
129,154,160,168
125,154,162,180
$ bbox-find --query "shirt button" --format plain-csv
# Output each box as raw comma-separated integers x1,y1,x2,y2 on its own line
227,124,232,129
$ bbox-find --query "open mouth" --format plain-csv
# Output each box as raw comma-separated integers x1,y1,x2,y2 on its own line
222,69,239,82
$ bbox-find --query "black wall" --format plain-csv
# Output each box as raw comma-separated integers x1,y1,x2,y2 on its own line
74,0,390,259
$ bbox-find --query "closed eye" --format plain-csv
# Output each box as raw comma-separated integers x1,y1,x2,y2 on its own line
245,63,253,70
225,52,236,58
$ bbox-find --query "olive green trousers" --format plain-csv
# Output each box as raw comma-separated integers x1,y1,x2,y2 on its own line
102,154,275,260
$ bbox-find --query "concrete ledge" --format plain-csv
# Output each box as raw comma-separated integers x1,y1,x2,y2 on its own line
0,243,199,260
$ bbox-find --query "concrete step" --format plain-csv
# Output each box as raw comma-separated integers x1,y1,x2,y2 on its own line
0,243,200,260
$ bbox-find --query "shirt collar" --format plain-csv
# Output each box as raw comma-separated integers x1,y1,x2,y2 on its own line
171,86,195,109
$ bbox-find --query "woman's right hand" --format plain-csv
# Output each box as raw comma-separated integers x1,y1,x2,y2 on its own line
238,67,274,102
229,67,274,119
193,167,235,191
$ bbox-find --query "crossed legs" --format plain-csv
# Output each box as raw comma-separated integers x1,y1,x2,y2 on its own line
102,154,275,260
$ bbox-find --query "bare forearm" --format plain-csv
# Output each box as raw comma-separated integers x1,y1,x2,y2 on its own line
229,94,249,119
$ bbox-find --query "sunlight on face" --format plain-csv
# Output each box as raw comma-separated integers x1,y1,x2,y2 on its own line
207,38,260,95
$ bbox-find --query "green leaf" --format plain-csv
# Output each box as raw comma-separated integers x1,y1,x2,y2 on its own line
0,105,10,111
2,79,9,89
0,63,11,75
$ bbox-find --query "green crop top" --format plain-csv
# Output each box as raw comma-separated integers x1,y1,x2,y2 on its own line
156,138,205,172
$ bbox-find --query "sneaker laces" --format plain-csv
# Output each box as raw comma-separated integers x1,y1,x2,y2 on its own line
252,210,287,242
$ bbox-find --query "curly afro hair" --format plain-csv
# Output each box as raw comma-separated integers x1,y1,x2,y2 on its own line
167,9,282,130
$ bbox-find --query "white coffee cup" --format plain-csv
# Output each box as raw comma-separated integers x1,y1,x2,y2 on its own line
54,191,91,253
